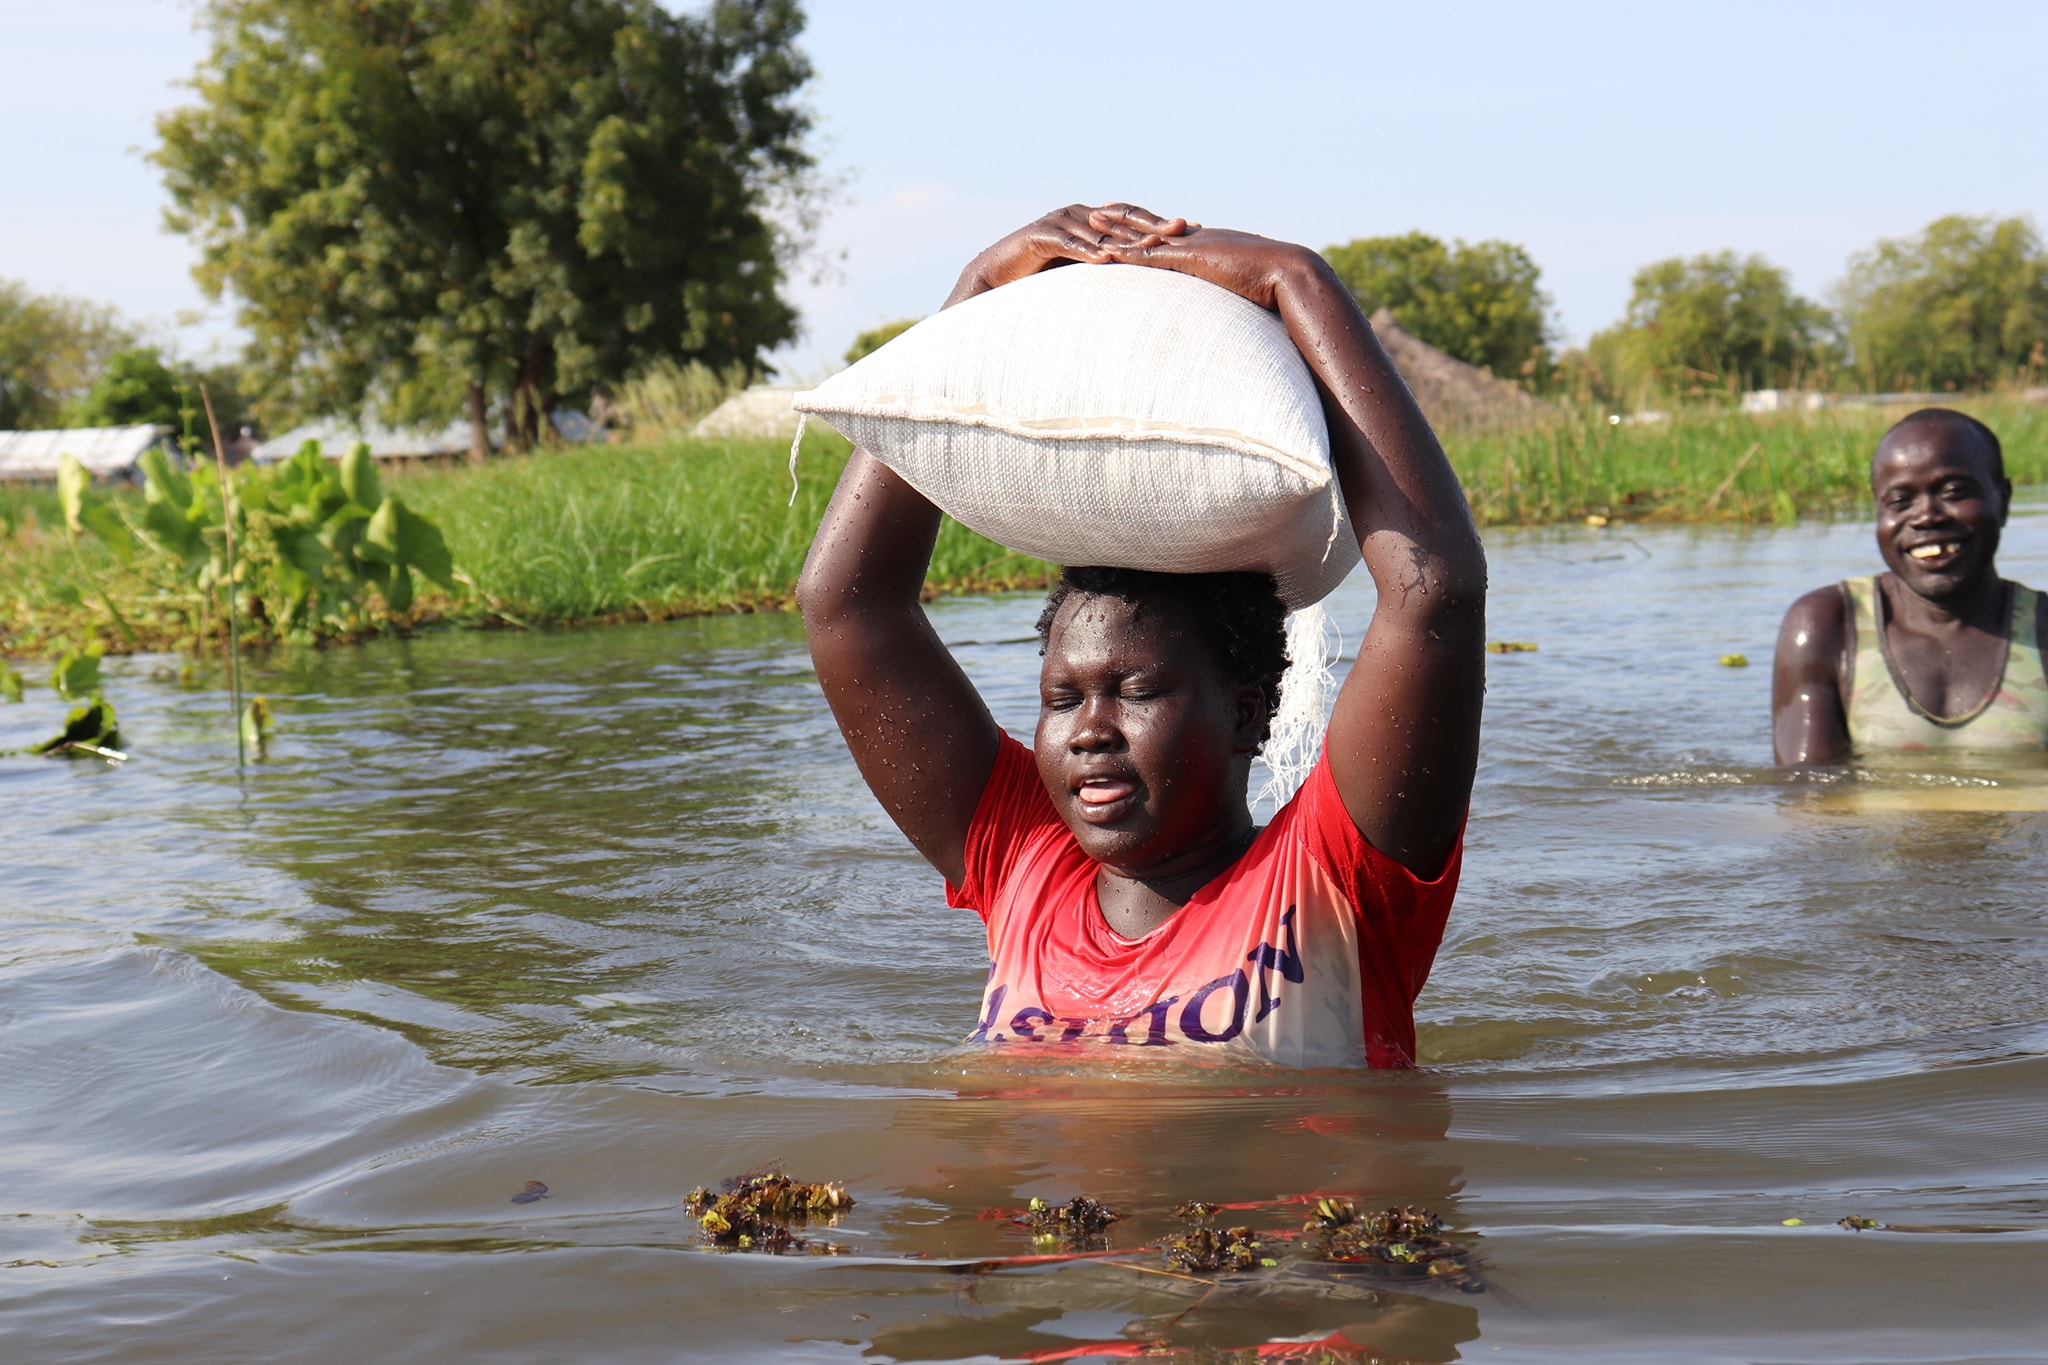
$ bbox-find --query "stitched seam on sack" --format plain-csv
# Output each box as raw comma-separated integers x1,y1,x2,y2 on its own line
792,398,1330,486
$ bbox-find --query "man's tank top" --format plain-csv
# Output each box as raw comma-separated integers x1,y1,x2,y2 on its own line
1842,575,2048,753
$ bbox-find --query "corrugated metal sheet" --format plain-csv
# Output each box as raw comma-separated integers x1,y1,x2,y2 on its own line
253,419,482,464
0,425,164,481
254,411,602,463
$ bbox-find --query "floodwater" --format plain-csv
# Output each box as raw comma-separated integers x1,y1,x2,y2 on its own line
5,501,2047,1364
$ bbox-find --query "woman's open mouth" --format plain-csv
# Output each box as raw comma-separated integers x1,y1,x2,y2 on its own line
1075,776,1139,819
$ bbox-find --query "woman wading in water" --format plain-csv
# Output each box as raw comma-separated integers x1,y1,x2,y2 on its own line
796,205,1486,1067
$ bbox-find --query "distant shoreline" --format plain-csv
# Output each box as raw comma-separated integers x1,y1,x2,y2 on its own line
4,395,2044,659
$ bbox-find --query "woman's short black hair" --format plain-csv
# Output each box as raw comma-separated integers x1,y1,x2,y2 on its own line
1034,566,1291,742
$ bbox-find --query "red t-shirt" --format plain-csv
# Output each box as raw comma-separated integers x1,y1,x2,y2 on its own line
945,734,1461,1068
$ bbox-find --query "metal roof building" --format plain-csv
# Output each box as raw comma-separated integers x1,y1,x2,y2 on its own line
252,418,484,464
0,425,166,482
252,410,598,464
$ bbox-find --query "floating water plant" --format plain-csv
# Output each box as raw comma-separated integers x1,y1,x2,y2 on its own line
685,1172,853,1255
240,696,273,759
1163,1200,1276,1274
1485,640,1538,653
1838,1215,1880,1231
30,695,126,763
1014,1195,1123,1250
1303,1200,1483,1292
1721,653,1750,667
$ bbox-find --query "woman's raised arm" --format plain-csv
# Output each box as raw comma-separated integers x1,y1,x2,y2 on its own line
797,206,1197,884
796,453,997,886
1094,214,1487,878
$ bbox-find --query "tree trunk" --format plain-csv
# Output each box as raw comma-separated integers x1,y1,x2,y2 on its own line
505,343,551,452
466,380,489,465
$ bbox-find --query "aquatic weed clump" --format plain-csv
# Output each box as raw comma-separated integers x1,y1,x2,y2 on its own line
1164,1200,1275,1274
1304,1199,1482,1291
1015,1195,1122,1250
684,1173,854,1255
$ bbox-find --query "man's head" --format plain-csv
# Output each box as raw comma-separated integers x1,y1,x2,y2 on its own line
1870,408,2010,604
1032,568,1288,872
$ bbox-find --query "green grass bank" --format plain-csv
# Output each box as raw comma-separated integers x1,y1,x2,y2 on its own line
3,397,2044,658
0,430,1043,656
1456,397,2048,526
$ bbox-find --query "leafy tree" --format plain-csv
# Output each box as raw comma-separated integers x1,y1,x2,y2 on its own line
59,347,257,451
1588,252,1836,398
1836,214,2048,390
155,0,818,459
0,280,134,429
65,347,185,429
1322,232,1553,378
844,318,920,365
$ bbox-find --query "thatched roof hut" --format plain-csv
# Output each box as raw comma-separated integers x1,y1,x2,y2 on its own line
1368,309,1547,429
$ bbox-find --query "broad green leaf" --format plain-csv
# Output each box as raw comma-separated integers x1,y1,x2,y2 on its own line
78,502,135,563
144,499,208,576
0,664,23,703
339,443,382,510
382,563,415,613
138,448,194,512
320,502,372,563
57,454,89,535
280,526,332,578
364,495,457,590
359,499,397,565
50,650,103,700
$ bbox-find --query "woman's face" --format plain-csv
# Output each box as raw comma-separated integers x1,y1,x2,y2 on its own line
1034,593,1267,875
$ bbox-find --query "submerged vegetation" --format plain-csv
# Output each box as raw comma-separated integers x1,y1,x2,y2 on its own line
3,396,2044,662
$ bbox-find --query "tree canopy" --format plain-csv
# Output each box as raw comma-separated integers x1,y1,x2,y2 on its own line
844,318,919,366
1322,232,1552,379
0,280,134,430
1836,214,2048,391
1586,252,1836,398
65,347,186,431
155,0,818,458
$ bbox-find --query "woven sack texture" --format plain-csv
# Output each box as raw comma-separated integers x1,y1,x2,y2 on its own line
792,264,1357,608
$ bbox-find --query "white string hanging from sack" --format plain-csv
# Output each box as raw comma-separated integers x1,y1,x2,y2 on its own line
787,412,809,505
1253,601,1342,812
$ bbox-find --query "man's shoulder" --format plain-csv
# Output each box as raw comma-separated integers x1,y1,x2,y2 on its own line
1780,581,1852,637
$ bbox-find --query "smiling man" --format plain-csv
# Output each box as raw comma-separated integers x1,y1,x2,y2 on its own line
797,205,1485,1067
1772,409,2048,763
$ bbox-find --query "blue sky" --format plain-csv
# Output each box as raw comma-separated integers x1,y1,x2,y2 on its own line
5,0,2045,381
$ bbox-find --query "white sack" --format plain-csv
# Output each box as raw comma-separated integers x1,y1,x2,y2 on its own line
791,264,1358,610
